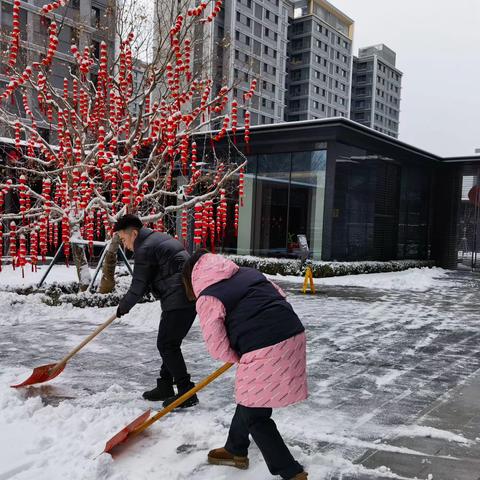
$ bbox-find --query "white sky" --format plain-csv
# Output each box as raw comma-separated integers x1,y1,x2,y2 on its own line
332,0,480,157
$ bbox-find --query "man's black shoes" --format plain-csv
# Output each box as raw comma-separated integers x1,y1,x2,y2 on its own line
142,379,175,401
162,383,199,409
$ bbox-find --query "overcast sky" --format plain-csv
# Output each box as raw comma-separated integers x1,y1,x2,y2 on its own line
331,0,480,157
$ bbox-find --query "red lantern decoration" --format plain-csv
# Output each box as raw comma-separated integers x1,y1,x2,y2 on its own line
62,215,70,265
121,162,132,206
18,234,27,277
30,228,38,272
239,166,245,207
234,203,239,237
9,221,17,269
194,203,203,247
213,115,230,142
243,79,258,103
39,217,48,261
0,223,3,271
231,100,238,140
244,110,251,150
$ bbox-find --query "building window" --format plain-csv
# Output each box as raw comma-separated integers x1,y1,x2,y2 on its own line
91,6,101,28
92,40,100,59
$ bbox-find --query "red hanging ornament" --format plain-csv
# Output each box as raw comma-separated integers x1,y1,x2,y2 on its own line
194,203,203,247
39,216,48,261
62,215,70,265
243,79,258,102
9,221,17,270
0,223,3,272
239,166,245,207
121,162,132,206
18,234,27,277
181,209,188,243
30,228,39,272
231,100,238,141
234,203,239,237
244,110,251,152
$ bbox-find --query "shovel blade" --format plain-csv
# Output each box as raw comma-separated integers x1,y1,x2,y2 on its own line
103,409,151,455
10,363,66,388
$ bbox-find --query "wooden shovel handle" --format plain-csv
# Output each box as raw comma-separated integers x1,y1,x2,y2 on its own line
50,313,117,375
132,362,234,436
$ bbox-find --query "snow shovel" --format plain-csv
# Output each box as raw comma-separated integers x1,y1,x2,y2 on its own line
11,313,117,388
102,362,233,455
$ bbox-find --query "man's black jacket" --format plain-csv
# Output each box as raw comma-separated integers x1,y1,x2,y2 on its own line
118,227,193,314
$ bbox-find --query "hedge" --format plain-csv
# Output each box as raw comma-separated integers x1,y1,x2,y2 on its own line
226,255,435,278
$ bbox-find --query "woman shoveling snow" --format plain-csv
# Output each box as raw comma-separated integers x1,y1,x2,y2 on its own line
182,250,308,480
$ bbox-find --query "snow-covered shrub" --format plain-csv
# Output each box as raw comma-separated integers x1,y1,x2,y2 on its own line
227,255,434,278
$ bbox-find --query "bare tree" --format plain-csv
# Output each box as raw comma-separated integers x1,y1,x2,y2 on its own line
0,0,252,291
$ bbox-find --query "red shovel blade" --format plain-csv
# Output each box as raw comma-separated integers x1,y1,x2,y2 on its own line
103,409,151,455
10,363,66,388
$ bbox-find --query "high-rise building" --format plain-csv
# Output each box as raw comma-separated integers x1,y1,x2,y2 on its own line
0,0,116,139
286,0,354,121
154,0,291,126
350,44,402,138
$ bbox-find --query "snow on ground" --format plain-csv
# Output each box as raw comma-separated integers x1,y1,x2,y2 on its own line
0,264,82,288
269,267,455,292
0,266,478,479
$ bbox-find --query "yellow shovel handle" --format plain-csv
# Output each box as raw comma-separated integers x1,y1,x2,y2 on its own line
132,362,233,436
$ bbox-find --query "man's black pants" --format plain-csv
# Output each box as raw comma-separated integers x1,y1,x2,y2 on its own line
225,404,304,479
157,306,196,391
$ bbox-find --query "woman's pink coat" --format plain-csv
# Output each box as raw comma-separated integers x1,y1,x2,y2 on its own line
192,254,308,408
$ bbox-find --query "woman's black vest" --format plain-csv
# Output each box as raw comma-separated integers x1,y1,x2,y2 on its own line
199,267,304,355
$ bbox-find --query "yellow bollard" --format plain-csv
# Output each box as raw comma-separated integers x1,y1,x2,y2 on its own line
302,266,316,294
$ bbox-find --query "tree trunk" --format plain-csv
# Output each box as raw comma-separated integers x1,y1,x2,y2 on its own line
72,243,91,292
98,234,121,294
